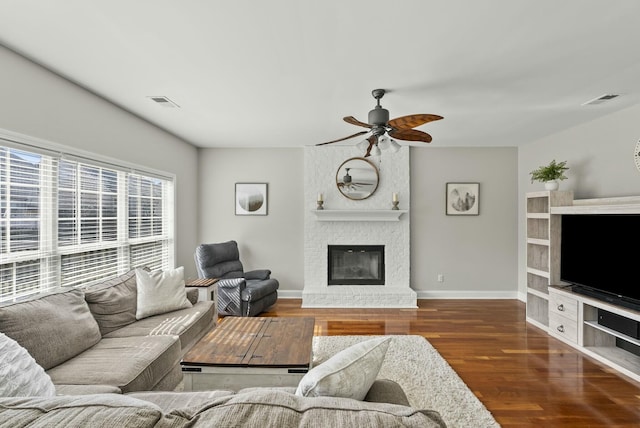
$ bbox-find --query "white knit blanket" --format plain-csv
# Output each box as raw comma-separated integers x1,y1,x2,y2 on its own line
0,332,56,397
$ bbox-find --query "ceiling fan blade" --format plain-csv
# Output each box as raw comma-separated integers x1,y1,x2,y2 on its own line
388,128,433,143
388,114,443,129
316,130,369,146
363,135,377,157
343,116,372,129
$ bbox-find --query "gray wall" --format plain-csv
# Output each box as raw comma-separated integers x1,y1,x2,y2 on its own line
198,146,519,298
197,148,304,295
0,45,201,278
411,147,518,297
518,103,640,297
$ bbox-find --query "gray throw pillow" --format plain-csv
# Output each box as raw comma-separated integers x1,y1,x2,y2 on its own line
0,289,102,370
84,269,138,335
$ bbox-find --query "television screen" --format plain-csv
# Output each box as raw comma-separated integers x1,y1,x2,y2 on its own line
561,214,640,309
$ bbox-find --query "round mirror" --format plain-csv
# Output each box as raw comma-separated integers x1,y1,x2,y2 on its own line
336,157,379,200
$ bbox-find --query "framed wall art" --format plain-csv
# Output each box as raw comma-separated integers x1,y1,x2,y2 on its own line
235,183,268,215
446,182,479,216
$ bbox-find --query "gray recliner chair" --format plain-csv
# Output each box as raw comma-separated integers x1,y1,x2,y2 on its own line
194,240,279,317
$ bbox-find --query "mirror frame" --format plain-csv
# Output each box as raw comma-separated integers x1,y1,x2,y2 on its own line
335,157,380,200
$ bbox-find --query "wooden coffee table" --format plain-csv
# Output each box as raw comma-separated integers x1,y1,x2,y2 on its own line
181,316,315,391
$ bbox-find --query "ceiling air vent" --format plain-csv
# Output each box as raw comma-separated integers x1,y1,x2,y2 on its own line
147,96,180,108
581,94,620,106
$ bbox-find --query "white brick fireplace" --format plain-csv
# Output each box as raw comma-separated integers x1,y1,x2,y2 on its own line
302,146,416,308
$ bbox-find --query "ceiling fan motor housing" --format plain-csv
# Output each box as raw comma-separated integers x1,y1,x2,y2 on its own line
368,106,389,126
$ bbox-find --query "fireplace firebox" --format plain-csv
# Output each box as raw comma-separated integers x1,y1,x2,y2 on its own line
327,245,384,285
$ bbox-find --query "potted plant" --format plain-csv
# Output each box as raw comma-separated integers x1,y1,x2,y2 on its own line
530,159,569,190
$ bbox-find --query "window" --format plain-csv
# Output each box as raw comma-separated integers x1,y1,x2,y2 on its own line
0,142,174,302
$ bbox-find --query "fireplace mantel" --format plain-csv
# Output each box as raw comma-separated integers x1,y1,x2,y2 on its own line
311,210,408,222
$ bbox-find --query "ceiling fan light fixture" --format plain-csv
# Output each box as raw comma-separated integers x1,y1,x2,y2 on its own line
378,135,391,150
370,144,382,157
356,139,370,151
389,139,401,153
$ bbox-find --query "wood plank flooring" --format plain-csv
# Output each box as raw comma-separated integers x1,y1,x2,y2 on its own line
257,299,640,427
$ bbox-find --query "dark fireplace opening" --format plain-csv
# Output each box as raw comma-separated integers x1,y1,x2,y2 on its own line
328,245,384,285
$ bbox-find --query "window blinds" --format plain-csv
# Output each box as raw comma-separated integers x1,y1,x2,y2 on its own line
0,144,175,302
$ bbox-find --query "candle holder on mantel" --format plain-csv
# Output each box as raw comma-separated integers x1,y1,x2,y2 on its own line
391,200,399,210
317,200,324,210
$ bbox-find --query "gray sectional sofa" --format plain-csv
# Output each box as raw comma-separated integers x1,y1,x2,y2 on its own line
0,269,447,427
0,381,446,427
0,269,216,393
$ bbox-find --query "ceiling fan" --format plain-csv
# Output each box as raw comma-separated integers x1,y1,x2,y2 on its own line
317,89,443,157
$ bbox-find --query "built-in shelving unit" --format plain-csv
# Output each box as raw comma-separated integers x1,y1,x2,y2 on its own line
527,192,640,382
311,210,408,222
550,195,640,214
525,190,573,330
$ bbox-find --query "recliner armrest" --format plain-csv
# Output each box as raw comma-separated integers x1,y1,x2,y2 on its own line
216,278,246,316
217,278,246,289
244,269,271,280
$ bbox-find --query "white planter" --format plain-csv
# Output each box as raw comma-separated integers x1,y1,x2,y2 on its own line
544,180,559,191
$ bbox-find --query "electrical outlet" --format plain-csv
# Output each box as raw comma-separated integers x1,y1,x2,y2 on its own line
437,274,444,282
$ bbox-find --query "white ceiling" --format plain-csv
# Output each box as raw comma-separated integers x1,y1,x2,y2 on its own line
1,1,640,150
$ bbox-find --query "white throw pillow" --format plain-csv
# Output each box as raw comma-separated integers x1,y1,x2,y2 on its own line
0,332,56,397
135,266,192,320
295,336,392,400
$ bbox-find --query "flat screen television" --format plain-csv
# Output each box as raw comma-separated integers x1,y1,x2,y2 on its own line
560,214,640,311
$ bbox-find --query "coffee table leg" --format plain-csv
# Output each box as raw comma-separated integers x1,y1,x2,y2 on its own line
183,372,194,391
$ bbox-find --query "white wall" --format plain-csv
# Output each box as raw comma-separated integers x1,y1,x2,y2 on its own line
411,147,519,297
197,148,304,294
0,45,200,277
518,103,640,296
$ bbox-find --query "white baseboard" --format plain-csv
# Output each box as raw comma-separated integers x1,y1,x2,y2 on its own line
415,290,519,299
277,289,521,300
276,290,304,299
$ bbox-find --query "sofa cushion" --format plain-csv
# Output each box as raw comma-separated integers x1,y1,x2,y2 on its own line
127,390,235,411
46,335,181,393
0,394,163,428
103,301,215,351
135,267,192,320
0,333,56,397
0,289,102,370
173,389,445,427
83,269,139,336
295,336,392,400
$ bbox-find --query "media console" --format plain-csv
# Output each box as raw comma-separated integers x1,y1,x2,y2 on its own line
549,285,640,382
526,192,640,383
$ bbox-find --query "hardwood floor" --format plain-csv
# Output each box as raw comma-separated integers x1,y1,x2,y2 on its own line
259,299,640,427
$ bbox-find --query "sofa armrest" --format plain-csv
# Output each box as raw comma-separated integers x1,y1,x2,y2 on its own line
55,384,122,395
185,288,199,305
244,269,271,280
363,379,410,406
